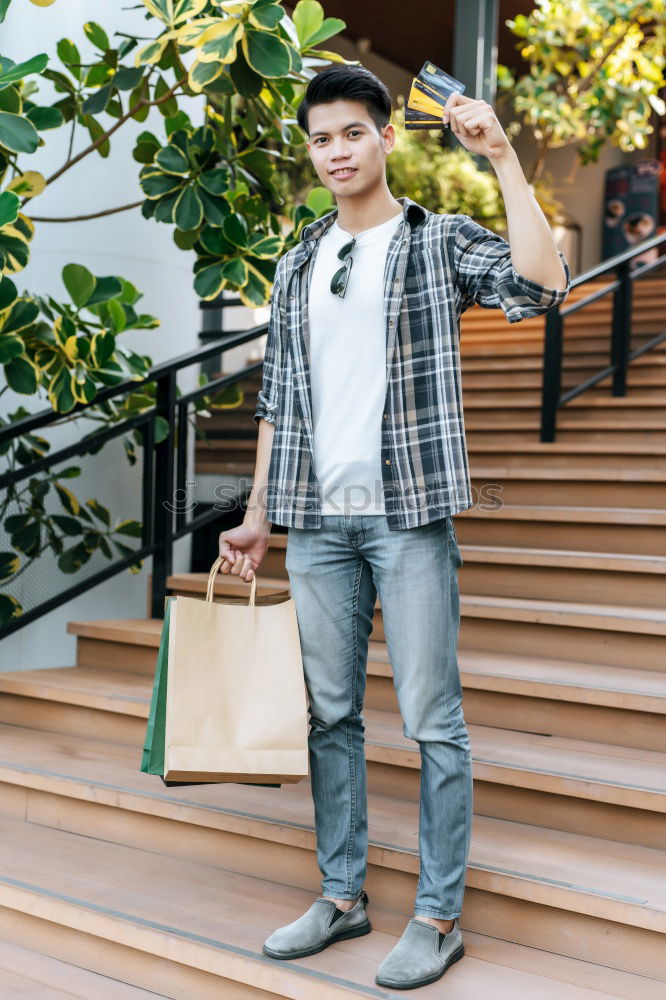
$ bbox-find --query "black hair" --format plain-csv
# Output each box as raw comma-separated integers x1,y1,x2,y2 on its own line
296,65,392,136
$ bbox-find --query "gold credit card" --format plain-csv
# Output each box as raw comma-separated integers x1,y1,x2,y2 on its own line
408,82,448,118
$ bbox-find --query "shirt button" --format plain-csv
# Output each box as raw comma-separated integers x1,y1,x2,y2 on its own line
385,459,391,466
389,319,394,326
383,413,388,420
394,278,400,285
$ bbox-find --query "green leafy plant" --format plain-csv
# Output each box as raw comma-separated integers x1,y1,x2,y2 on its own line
497,0,666,183
0,458,147,626
0,0,355,623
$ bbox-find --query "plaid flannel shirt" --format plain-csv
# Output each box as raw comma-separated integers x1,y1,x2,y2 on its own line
253,195,571,530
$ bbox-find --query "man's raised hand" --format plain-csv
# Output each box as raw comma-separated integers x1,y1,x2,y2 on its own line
442,93,512,160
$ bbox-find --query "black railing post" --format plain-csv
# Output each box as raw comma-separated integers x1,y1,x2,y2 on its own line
199,294,227,378
610,259,632,396
175,397,188,536
540,306,563,442
141,414,155,554
151,369,177,619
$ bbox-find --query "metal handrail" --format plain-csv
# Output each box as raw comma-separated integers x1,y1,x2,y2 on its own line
564,228,666,287
0,320,268,447
540,232,666,442
0,316,269,639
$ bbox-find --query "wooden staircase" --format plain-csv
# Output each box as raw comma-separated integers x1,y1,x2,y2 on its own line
0,277,665,997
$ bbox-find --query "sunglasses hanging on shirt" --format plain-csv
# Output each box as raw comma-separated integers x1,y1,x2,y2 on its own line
330,237,356,298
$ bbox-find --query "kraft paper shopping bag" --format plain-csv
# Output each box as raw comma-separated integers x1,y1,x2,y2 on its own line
142,596,245,787
163,554,309,784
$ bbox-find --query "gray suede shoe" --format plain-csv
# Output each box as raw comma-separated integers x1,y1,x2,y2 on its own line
375,916,464,989
263,890,371,960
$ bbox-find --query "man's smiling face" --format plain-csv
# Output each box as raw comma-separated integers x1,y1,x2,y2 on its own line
305,99,395,198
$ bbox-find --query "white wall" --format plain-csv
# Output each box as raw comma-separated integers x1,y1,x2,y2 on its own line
1,1,213,670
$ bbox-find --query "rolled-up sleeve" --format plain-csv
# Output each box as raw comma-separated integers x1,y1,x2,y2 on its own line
452,214,571,324
253,262,285,426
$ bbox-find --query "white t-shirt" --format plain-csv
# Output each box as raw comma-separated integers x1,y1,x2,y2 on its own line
308,209,404,516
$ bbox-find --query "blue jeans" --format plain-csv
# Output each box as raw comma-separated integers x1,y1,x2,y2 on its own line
284,514,473,920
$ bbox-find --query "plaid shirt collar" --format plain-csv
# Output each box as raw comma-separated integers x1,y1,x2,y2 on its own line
284,195,428,279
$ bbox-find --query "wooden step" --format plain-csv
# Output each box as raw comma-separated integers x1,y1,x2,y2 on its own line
460,332,666,356
463,415,666,434
454,503,666,557
462,388,666,406
470,450,666,471
461,351,666,373
198,443,666,477
223,390,666,421
459,320,666,348
198,439,666,473
469,467,666,507
0,814,661,996
461,400,666,426
1,666,664,846
461,370,666,392
10,620,666,754
459,297,664,324
196,434,666,478
230,390,666,421
197,458,256,476
0,938,161,998
462,394,666,409
369,707,666,812
466,429,666,444
457,544,666,608
466,441,666,454
204,412,666,445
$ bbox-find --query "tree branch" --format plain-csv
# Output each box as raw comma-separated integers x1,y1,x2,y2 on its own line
20,72,188,207
528,126,554,184
28,200,144,222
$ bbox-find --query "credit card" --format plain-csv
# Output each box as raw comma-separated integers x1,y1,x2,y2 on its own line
405,60,465,130
417,61,466,103
407,83,448,118
404,106,443,128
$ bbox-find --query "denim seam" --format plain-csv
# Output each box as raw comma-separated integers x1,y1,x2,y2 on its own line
415,781,424,905
444,518,460,731
344,556,363,894
442,521,453,731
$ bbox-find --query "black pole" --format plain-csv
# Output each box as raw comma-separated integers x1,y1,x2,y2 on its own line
151,370,177,619
611,260,632,396
540,307,563,442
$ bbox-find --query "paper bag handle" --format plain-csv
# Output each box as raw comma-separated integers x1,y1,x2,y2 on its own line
206,554,256,606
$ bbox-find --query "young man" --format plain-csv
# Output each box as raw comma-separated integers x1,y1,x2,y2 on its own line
218,66,570,990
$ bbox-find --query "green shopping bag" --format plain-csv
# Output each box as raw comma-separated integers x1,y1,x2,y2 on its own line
141,595,281,788
141,596,172,777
